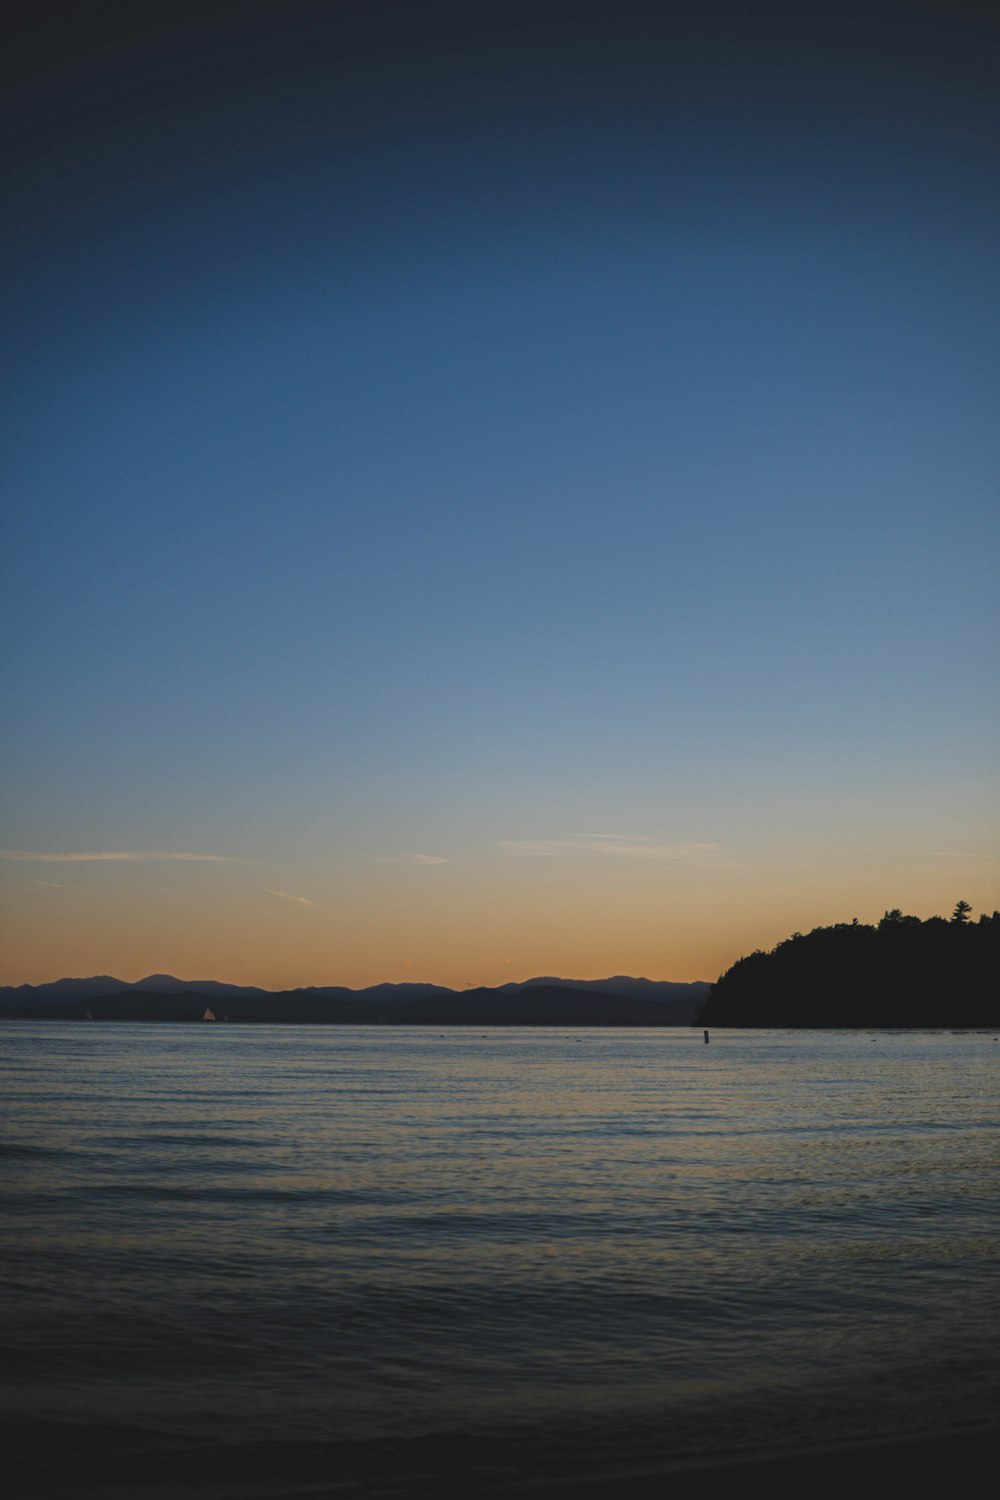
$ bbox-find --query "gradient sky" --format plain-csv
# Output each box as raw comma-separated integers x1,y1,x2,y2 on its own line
2,1,997,988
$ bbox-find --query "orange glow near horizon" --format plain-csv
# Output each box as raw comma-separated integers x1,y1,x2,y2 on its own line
2,849,996,990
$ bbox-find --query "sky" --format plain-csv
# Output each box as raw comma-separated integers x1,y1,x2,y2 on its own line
2,0,997,989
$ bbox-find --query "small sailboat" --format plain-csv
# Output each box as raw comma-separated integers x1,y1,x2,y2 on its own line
202,1006,217,1022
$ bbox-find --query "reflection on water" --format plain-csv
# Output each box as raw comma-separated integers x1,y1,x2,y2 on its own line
1,1025,997,1495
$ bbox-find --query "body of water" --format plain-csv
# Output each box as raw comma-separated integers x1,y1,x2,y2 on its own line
1,1023,997,1496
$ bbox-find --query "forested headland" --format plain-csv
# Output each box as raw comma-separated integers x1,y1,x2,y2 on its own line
701,903,999,1028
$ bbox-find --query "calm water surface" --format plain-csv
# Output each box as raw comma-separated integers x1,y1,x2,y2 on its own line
1,1024,997,1496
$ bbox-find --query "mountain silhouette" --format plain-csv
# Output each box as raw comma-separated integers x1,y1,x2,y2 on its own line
0,974,708,1025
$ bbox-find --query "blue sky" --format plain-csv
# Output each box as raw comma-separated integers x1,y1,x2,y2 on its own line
2,1,997,985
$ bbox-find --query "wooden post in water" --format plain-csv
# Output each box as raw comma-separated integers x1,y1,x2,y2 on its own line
703,1029,710,1044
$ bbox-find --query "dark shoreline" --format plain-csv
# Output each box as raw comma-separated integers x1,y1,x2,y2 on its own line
498,1425,1000,1498
11,1422,995,1494
230,1426,998,1500
13,1426,998,1500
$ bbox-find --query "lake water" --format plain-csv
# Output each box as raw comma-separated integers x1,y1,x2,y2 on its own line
1,1023,997,1497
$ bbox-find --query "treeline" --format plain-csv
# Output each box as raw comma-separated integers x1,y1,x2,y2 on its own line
701,903,999,1028
5,984,699,1027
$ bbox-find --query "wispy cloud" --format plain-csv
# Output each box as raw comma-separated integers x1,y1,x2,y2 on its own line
30,879,65,888
399,853,451,866
920,850,1000,861
264,888,316,907
0,849,236,863
500,836,722,863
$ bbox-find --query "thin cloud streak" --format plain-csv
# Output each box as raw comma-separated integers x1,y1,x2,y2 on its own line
500,836,723,862
0,849,236,863
920,850,1000,861
264,888,316,907
400,853,451,866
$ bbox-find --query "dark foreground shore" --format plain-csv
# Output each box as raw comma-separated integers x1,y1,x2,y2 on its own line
500,1426,999,1499
10,1423,997,1500
257,1426,999,1500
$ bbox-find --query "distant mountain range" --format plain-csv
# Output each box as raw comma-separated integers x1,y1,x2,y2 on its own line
0,973,710,1025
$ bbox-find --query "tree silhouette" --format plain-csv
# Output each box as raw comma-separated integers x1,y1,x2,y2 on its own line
702,901,997,1027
